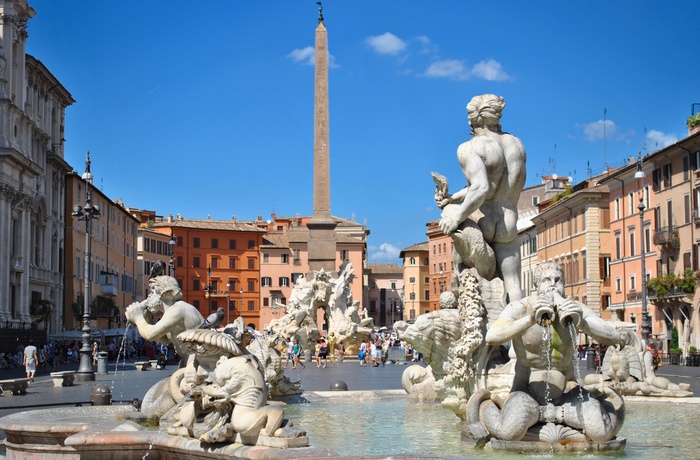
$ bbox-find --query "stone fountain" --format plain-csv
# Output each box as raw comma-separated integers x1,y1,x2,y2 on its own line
397,94,629,453
0,275,327,459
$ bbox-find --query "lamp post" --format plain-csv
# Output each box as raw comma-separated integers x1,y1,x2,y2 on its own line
169,231,175,277
635,153,651,344
410,280,415,321
226,282,232,325
71,152,100,382
240,289,244,320
207,265,212,312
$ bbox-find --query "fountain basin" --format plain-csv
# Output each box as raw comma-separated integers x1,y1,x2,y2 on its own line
2,394,699,459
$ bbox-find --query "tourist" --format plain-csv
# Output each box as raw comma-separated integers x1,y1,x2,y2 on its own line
283,338,294,369
314,339,321,367
37,346,47,373
358,340,368,366
647,342,660,370
293,340,305,369
435,94,527,303
370,340,378,367
52,343,63,371
478,262,622,441
23,339,38,383
338,343,345,362
319,338,328,368
0,353,8,369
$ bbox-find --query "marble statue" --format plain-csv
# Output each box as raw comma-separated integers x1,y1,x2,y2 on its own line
125,276,205,365
267,264,373,352
164,328,307,447
466,262,625,445
433,94,527,303
397,95,628,453
582,324,693,397
247,334,303,397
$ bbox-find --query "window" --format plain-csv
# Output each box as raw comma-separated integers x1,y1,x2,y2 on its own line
248,240,255,249
211,300,218,310
663,163,672,188
227,278,236,291
628,192,634,216
279,277,290,287
629,230,636,257
248,300,255,311
229,257,236,269
193,300,200,309
409,276,416,284
177,236,183,246
281,254,289,264
193,237,200,248
391,281,397,289
248,258,255,269
615,197,620,220
684,155,690,181
291,273,303,284
229,239,236,250
193,257,200,268
615,233,621,259
652,168,661,191
685,194,691,224
630,274,636,291
410,257,416,265
615,277,621,292
340,249,349,261
262,253,269,263
211,258,218,269
247,279,255,292
212,238,218,249
193,279,200,291
532,196,539,206
643,226,651,254
261,277,272,287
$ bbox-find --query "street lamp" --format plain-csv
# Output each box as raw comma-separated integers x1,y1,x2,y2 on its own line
240,289,244,319
207,265,212,312
410,279,416,321
635,152,651,344
71,152,101,382
226,282,232,325
168,230,175,277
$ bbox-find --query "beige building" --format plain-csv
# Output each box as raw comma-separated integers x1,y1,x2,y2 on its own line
0,2,74,338
366,263,403,327
532,177,612,317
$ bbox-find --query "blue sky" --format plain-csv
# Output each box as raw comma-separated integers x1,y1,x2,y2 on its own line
27,1,700,264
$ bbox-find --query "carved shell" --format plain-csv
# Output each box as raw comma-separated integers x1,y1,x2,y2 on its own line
536,422,586,443
177,328,243,357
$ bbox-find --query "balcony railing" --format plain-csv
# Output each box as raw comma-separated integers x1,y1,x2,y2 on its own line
653,226,678,247
205,290,231,298
626,291,643,301
647,285,690,300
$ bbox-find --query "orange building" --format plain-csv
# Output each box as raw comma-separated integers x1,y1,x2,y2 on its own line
153,216,265,330
64,175,139,332
426,221,453,312
399,242,429,322
258,214,368,332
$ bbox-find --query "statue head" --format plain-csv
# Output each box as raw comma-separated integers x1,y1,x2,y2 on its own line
534,262,565,297
466,94,505,133
439,291,457,309
148,276,183,306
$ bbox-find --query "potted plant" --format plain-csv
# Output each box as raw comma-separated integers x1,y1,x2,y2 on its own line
688,113,700,135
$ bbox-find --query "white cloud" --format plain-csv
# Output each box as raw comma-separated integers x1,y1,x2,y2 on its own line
423,59,510,81
582,119,617,142
287,46,315,65
424,59,470,80
287,46,339,68
646,129,677,151
366,32,407,55
470,59,510,81
368,243,402,263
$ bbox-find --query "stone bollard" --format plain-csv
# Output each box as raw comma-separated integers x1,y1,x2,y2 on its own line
91,384,112,406
329,380,348,391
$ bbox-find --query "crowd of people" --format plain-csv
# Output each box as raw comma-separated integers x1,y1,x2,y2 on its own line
0,337,177,376
279,331,418,370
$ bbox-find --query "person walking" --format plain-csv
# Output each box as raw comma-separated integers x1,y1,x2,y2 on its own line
23,340,38,383
293,340,305,369
283,338,294,369
92,341,99,365
319,338,328,368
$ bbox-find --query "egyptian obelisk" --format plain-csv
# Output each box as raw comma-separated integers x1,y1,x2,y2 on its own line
307,2,337,275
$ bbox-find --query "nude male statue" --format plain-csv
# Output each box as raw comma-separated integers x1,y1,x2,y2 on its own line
468,263,624,442
436,94,527,302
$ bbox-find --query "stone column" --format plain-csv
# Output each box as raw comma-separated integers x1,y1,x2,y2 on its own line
307,15,337,275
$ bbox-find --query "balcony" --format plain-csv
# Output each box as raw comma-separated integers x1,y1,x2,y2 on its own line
653,226,679,249
647,285,691,301
626,291,643,301
101,284,117,296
